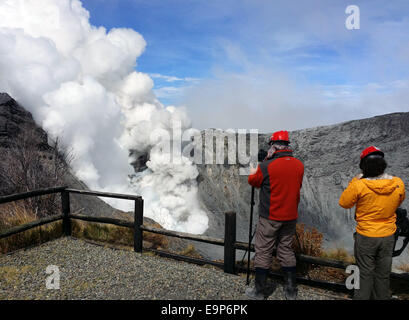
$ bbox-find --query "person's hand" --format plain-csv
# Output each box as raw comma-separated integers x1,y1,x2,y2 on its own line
249,163,258,175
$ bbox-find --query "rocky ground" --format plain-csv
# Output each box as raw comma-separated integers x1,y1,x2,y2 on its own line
0,237,347,300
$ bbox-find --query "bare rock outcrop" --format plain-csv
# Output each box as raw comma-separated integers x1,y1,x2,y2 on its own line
0,93,123,218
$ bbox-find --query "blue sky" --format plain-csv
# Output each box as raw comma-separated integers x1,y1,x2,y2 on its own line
81,0,409,130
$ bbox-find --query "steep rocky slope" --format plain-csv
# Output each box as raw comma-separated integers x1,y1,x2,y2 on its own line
0,93,124,218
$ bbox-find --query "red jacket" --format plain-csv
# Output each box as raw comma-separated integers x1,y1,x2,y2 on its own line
248,150,304,221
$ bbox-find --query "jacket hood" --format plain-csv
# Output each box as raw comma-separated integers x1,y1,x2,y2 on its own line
359,173,399,195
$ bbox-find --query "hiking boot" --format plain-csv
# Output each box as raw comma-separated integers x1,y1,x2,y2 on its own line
245,278,277,300
245,268,276,300
245,285,265,300
264,279,277,298
283,270,298,300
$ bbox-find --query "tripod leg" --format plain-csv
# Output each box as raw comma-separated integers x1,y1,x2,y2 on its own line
246,186,255,286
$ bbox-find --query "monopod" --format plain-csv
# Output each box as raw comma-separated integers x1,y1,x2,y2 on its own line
246,186,255,286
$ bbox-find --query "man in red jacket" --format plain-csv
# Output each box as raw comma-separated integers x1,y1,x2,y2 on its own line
245,130,304,300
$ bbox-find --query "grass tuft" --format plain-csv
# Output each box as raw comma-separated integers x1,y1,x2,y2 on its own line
176,244,203,259
0,203,62,254
293,223,324,257
71,219,169,250
397,263,409,273
321,247,355,264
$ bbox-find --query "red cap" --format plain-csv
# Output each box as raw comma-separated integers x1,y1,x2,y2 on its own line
270,130,290,143
360,146,384,160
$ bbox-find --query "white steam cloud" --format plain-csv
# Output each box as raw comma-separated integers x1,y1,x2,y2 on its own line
0,0,208,234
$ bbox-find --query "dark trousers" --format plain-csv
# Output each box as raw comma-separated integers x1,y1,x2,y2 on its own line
254,216,296,270
353,232,395,300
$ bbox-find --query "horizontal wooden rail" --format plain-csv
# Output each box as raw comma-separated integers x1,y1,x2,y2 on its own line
66,188,142,201
0,187,141,241
69,213,134,228
140,225,225,246
391,272,409,282
0,186,67,205
236,240,350,269
235,240,254,251
0,214,63,239
296,253,350,270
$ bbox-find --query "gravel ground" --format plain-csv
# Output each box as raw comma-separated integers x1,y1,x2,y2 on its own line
0,237,347,300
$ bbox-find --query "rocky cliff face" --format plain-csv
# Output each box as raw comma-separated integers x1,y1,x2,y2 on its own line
0,93,124,218
195,112,409,258
0,93,49,151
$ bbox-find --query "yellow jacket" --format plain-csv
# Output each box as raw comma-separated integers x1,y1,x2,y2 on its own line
339,173,406,237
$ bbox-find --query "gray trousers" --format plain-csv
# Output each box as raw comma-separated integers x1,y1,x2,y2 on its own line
254,216,296,269
353,232,395,300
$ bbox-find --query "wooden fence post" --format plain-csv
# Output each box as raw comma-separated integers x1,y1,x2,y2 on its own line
134,197,144,252
224,211,236,274
61,190,71,236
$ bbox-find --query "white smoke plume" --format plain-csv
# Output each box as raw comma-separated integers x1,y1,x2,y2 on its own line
0,0,208,234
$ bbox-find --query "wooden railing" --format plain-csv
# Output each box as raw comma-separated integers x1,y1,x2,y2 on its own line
0,186,238,272
1,186,408,290
0,187,66,239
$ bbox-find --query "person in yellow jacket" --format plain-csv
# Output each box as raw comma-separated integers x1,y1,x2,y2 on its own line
339,146,405,300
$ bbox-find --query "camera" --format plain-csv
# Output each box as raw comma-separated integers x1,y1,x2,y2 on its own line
393,207,409,257
396,208,409,237
258,149,267,162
